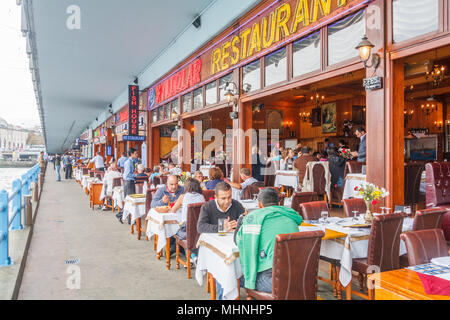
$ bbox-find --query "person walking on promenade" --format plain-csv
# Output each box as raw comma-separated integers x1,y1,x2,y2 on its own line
38,151,46,175
55,153,62,181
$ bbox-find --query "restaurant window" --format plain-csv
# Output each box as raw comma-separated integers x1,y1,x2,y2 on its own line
182,92,192,113
328,10,365,66
219,73,233,101
393,0,438,43
206,81,217,105
171,99,179,115
293,31,321,77
152,110,157,123
158,106,164,121
193,88,203,109
242,59,261,92
164,103,171,119
265,47,287,87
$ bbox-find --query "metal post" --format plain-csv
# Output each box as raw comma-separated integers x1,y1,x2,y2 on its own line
32,182,38,202
0,190,12,267
39,173,43,190
24,195,32,227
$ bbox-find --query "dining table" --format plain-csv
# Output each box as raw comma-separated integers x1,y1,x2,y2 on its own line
146,208,181,270
274,170,299,189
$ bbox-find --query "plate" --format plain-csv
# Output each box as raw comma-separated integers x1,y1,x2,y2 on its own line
344,224,371,228
129,194,145,198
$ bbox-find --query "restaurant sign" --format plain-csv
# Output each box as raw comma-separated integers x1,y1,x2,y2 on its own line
363,76,382,91
123,135,146,142
209,0,353,75
128,85,139,136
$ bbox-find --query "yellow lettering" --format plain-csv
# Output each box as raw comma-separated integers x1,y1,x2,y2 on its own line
337,0,347,7
221,41,231,71
247,22,261,57
275,3,291,42
211,48,221,75
262,11,276,48
290,0,310,33
240,28,252,59
230,36,240,65
311,0,331,23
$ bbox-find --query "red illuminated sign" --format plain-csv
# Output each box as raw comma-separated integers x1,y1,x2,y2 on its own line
128,85,139,136
119,110,128,122
154,59,202,106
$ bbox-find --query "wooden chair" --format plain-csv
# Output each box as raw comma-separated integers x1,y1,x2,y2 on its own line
342,198,367,217
345,213,406,300
312,164,328,203
404,162,424,213
299,201,328,220
291,192,318,215
175,202,204,278
246,230,324,300
400,228,448,266
412,208,446,231
202,189,215,201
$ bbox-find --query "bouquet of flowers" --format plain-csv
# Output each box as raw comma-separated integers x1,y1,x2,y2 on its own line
354,183,389,205
339,147,353,160
179,171,191,183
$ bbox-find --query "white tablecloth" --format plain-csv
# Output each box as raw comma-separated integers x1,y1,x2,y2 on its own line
200,165,215,178
342,174,367,199
74,169,83,182
274,170,298,189
312,216,413,287
122,196,146,225
195,233,242,300
112,186,124,209
81,175,94,190
146,209,181,253
232,187,241,201
419,171,426,194
239,200,260,212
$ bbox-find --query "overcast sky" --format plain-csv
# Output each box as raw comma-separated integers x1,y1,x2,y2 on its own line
0,0,40,128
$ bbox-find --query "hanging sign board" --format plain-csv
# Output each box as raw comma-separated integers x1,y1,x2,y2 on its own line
128,85,139,136
363,76,383,90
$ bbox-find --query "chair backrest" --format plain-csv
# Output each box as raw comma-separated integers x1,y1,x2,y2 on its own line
159,175,168,184
153,175,162,185
312,164,326,196
117,167,124,174
264,161,275,187
89,170,95,178
342,198,367,217
291,192,318,214
400,229,448,266
271,230,324,300
135,183,144,194
202,189,215,201
367,213,405,272
425,162,450,207
404,163,424,205
344,161,365,176
186,203,205,250
112,177,122,188
82,168,89,175
241,183,261,200
300,201,328,220
145,188,158,214
135,176,148,184
95,173,103,181
412,208,446,231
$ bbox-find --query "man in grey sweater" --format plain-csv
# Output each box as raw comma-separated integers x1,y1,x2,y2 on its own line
197,182,245,234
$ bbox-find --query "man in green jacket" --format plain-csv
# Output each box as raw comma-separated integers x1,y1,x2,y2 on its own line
235,188,303,292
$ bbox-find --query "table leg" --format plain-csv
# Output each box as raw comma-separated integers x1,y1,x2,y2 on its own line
145,220,149,241
154,235,158,251
136,218,141,240
206,273,210,293
165,237,171,270
208,273,216,300
345,282,352,300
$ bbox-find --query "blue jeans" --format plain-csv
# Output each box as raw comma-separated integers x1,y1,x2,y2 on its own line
56,165,61,181
239,269,272,293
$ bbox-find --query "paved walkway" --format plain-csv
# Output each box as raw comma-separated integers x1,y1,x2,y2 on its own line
18,168,209,300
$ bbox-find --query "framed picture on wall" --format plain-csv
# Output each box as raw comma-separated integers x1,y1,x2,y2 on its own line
352,105,366,125
266,110,284,135
321,102,337,133
311,108,321,127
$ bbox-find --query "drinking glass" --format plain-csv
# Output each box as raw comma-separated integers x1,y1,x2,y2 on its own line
253,194,258,201
320,211,329,224
352,211,359,222
385,207,391,215
380,207,386,215
218,218,226,236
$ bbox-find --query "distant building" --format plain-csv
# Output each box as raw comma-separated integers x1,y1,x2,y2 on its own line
0,117,44,152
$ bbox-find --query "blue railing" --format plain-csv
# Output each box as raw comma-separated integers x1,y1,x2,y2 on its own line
0,163,40,267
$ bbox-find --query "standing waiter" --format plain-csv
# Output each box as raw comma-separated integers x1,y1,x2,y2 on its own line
116,148,138,223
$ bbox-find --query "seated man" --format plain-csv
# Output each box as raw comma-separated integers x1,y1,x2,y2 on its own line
225,167,258,199
235,188,303,293
197,181,245,299
136,164,148,178
151,175,184,208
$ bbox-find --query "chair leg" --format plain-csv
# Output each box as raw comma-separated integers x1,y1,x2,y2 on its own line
145,220,149,241
210,274,216,300
336,267,342,300
131,223,134,234
154,235,158,251
358,273,364,292
346,282,352,300
236,279,240,300
187,249,191,279
206,273,211,293
165,238,171,270
176,239,180,270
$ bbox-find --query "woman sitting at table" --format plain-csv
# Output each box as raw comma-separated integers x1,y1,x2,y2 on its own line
280,148,295,170
171,178,205,258
205,167,224,190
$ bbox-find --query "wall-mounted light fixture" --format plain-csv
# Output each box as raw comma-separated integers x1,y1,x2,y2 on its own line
223,81,239,108
404,109,414,126
299,112,311,122
355,35,380,70
421,103,437,116
284,121,293,131
434,120,443,130
252,103,263,113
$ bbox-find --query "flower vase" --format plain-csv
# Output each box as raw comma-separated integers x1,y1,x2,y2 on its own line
364,200,374,224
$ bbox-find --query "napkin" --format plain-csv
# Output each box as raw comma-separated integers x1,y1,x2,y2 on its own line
431,257,450,268
416,272,450,296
